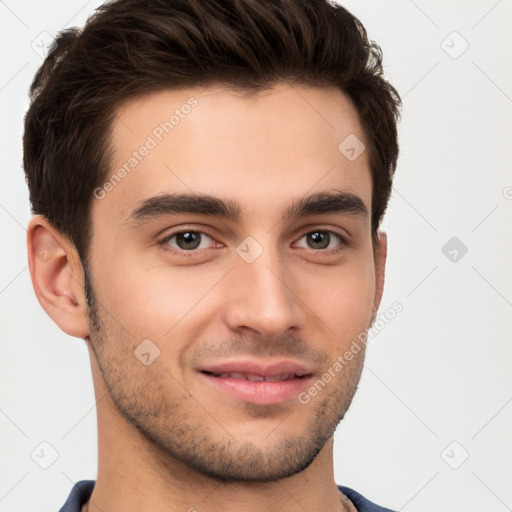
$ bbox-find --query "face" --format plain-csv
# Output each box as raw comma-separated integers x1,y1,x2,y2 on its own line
85,83,383,482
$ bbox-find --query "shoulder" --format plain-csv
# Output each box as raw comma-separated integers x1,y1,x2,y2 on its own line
338,485,397,512
58,480,95,512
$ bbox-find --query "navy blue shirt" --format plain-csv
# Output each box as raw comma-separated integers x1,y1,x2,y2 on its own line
59,480,396,511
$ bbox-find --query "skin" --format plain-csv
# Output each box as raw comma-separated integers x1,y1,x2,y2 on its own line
27,83,386,512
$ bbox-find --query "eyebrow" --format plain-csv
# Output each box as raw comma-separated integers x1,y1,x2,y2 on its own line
125,190,367,226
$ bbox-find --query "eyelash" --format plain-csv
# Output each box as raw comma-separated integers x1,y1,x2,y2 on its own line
158,228,348,256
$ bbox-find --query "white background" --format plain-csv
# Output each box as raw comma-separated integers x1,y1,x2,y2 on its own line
1,1,511,511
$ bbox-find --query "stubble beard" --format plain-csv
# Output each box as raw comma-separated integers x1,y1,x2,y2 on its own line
83,265,366,483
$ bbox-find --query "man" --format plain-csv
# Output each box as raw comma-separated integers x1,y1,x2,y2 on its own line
24,0,401,510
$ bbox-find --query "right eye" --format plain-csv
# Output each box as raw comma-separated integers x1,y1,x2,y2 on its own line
161,230,217,251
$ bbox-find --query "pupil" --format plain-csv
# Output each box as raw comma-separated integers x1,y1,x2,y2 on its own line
308,231,329,249
178,232,200,249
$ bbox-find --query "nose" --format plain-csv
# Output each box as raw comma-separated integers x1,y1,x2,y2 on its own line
222,246,304,339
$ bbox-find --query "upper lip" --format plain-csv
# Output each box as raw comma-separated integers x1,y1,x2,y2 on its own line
198,359,314,378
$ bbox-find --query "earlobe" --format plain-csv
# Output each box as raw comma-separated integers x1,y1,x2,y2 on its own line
373,230,387,313
27,215,90,339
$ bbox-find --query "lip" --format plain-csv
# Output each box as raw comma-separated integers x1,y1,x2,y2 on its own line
198,359,314,405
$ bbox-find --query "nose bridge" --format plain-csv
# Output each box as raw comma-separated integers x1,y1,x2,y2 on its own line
224,239,301,337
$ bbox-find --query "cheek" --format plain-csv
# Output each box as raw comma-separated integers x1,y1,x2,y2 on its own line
92,251,226,341
297,260,375,345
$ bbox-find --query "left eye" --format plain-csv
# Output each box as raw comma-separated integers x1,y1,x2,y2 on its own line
164,231,215,251
296,231,342,250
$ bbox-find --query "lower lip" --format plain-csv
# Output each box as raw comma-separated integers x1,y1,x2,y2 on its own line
199,372,312,405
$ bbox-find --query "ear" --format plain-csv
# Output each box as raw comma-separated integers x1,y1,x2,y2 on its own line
372,230,387,314
26,215,90,339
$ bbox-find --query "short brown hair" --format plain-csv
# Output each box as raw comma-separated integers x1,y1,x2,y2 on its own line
23,0,401,263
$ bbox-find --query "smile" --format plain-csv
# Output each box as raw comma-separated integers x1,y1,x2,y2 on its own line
198,360,314,405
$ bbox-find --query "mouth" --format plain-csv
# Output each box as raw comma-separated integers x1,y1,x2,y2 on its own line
198,360,314,405
202,371,307,382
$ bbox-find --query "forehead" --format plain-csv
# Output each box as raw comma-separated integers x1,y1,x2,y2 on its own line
94,84,371,227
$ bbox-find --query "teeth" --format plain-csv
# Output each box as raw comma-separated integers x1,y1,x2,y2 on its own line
212,372,296,382
229,372,250,380
246,373,265,382
265,373,293,382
